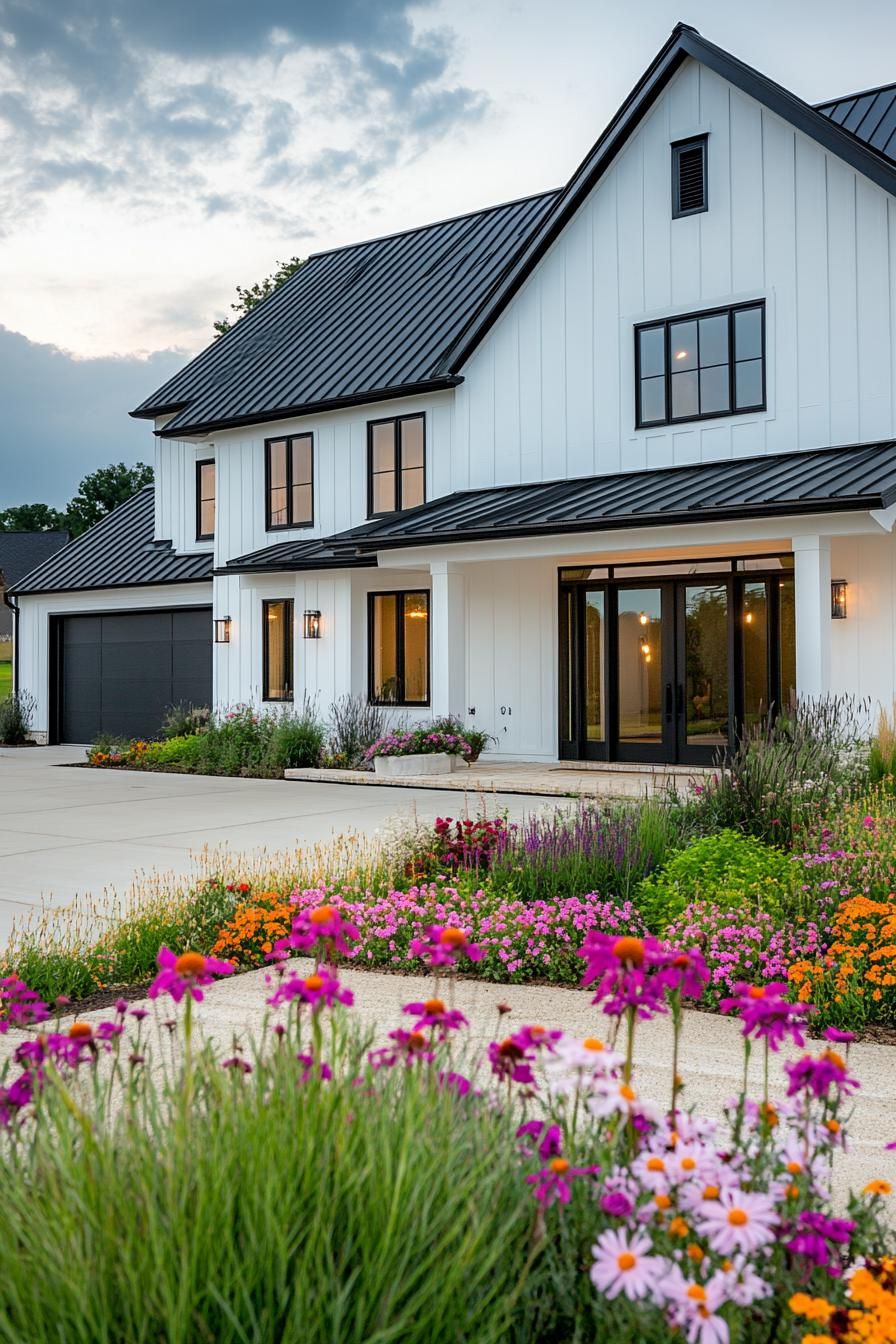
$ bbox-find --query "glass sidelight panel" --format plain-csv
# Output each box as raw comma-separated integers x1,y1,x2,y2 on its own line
778,577,796,709
743,581,769,726
617,589,663,743
584,592,605,742
684,584,729,747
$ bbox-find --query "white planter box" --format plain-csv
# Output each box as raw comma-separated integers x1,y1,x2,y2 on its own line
374,751,458,777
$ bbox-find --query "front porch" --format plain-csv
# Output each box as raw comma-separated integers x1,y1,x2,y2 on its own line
285,758,706,798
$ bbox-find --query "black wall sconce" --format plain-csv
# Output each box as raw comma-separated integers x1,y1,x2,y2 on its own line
831,581,848,620
303,609,322,639
214,616,232,643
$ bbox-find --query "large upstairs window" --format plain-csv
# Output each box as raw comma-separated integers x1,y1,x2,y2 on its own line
266,434,313,530
367,414,425,517
635,301,765,428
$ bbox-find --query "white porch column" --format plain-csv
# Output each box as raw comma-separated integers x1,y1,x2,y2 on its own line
792,535,832,699
429,560,466,718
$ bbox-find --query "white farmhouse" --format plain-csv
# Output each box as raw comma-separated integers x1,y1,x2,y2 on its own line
11,24,896,764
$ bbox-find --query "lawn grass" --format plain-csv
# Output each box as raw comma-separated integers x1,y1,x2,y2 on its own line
0,660,11,700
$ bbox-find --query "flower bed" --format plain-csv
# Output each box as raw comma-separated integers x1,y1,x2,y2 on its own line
2,910,895,1342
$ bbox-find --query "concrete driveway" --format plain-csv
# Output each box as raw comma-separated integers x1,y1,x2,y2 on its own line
0,746,553,946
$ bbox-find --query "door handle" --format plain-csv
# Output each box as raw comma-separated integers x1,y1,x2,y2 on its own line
664,682,673,722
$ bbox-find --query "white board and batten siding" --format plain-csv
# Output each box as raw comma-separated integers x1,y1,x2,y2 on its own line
454,57,896,491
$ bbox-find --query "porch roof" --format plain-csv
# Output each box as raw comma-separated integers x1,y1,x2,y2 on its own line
220,536,378,577
329,440,896,554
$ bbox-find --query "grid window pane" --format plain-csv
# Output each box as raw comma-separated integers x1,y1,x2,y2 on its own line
292,483,313,524
269,487,288,527
671,369,699,419
400,416,424,468
401,465,424,509
700,363,730,415
699,313,728,366
638,326,665,378
263,599,293,701
292,436,312,486
373,470,396,514
269,441,287,489
639,375,665,423
669,320,697,371
371,422,396,473
735,358,763,408
735,305,763,361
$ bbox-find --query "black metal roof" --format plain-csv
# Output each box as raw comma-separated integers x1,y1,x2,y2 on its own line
328,441,896,553
132,190,558,439
132,25,896,442
221,536,377,576
0,531,69,588
816,83,896,163
9,488,213,596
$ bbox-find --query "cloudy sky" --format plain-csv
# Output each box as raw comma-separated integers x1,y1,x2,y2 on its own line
2,0,895,506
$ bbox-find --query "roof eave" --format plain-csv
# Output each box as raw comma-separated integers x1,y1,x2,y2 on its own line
154,377,464,439
343,494,888,554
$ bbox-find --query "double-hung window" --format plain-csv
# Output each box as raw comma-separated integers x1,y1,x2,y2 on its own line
266,434,313,530
368,591,429,706
635,301,765,428
196,459,215,541
367,414,425,516
263,599,294,701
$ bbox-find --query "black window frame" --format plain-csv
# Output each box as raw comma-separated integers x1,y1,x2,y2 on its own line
672,135,708,219
195,458,216,542
367,589,431,707
634,300,766,430
262,598,294,703
366,413,426,518
265,433,314,532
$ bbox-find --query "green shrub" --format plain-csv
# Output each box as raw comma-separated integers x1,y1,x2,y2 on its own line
161,702,210,738
266,709,326,770
0,689,35,744
635,828,795,931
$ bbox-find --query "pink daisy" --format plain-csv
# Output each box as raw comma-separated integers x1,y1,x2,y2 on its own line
697,1188,777,1256
589,1228,665,1301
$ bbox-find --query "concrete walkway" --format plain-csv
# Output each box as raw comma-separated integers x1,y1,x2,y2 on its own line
3,960,893,1205
286,759,706,798
0,746,557,946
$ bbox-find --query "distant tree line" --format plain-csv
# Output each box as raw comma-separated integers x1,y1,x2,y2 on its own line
0,462,154,538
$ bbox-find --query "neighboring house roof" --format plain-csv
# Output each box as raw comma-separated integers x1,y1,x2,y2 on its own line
8,489,212,597
221,536,377,577
0,531,69,590
131,190,559,438
325,441,896,553
133,24,896,440
815,83,896,162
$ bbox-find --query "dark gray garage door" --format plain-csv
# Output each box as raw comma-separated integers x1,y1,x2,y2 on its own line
58,607,212,743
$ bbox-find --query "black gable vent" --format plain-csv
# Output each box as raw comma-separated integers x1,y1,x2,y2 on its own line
672,137,707,218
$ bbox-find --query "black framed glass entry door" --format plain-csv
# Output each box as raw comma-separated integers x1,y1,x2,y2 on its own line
559,561,796,766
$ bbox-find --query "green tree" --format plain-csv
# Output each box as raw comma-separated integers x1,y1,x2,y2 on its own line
64,462,154,537
0,502,67,532
213,256,305,338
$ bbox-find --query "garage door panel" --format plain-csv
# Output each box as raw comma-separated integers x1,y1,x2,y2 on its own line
101,612,172,643
59,607,211,743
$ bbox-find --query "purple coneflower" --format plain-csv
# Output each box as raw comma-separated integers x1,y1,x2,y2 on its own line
0,976,50,1033
718,982,812,1050
409,924,484,967
526,1155,599,1207
784,1048,858,1100
402,997,468,1036
148,948,234,1004
267,969,353,1012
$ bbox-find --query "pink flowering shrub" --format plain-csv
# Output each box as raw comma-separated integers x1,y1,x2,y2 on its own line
665,901,824,1008
287,883,646,984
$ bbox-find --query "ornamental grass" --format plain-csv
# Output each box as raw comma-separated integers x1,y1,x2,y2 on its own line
1,915,895,1343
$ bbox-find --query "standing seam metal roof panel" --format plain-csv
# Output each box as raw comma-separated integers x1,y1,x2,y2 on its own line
9,489,213,596
133,191,558,437
815,84,896,161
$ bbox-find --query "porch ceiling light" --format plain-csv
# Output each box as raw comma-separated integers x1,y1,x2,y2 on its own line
831,580,848,620
303,609,321,639
214,616,231,644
